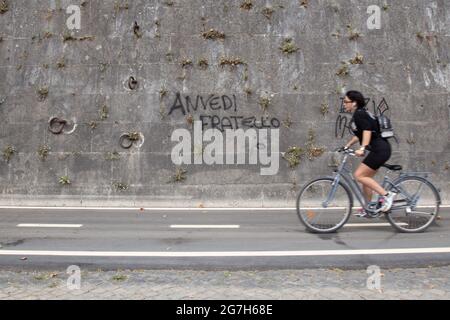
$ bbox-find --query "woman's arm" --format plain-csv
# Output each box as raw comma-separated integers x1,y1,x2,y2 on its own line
360,130,372,149
355,130,372,156
345,136,359,149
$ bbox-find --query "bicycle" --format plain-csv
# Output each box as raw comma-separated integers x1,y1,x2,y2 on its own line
296,147,441,233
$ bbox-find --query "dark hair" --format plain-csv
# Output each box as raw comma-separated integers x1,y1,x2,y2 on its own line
345,90,366,109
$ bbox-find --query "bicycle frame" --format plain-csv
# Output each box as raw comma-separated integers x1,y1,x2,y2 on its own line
326,151,439,214
327,152,369,210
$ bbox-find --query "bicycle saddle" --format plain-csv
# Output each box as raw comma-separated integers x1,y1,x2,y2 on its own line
382,164,403,171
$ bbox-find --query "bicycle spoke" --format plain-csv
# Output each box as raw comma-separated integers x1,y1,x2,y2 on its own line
387,177,439,233
407,210,435,217
297,178,351,233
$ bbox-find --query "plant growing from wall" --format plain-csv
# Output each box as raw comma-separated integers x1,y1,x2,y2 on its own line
349,53,364,65
198,58,209,69
113,182,129,191
280,38,299,55
240,0,253,10
261,7,274,19
202,29,226,40
128,132,140,141
156,86,166,100
306,128,325,160
172,167,187,183
320,102,329,117
282,147,304,168
105,151,121,161
219,57,247,68
0,0,8,14
282,115,293,128
37,145,51,161
180,58,193,68
347,25,360,41
114,1,129,12
37,86,49,101
259,96,271,112
56,57,66,69
336,63,349,77
59,176,71,185
99,105,109,120
3,145,15,163
88,120,98,130
133,21,142,38
112,274,128,281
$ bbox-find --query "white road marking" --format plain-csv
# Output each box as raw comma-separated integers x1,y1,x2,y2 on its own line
0,206,295,211
170,225,240,229
345,223,408,228
0,206,447,211
1,247,450,257
17,224,83,228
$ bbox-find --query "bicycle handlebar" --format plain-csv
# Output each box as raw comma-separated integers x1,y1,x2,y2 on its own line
335,146,371,157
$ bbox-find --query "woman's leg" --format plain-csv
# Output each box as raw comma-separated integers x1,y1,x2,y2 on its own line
354,163,387,199
363,180,375,202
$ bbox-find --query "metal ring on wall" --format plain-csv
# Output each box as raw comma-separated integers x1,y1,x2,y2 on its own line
119,133,134,149
128,76,138,90
48,117,68,135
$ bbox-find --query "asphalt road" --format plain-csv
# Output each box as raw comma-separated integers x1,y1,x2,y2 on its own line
0,207,449,270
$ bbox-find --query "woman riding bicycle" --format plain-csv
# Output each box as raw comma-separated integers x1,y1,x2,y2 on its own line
343,91,396,215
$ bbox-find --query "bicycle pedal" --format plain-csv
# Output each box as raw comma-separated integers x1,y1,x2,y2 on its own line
354,212,369,218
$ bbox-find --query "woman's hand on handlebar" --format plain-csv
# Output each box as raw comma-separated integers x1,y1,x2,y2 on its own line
336,146,352,153
355,149,365,157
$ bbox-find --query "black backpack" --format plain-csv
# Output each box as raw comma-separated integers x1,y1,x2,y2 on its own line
365,98,398,144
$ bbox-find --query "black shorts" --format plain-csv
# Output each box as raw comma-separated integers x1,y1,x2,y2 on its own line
363,138,392,170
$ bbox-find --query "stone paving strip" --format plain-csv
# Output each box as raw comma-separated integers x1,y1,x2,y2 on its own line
0,266,449,300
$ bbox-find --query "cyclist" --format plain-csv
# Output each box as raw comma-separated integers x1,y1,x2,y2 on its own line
342,91,396,215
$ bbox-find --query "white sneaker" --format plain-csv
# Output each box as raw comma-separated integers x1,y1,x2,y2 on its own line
380,192,396,212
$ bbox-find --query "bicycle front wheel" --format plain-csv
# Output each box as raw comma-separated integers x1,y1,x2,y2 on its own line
296,178,353,233
386,176,440,233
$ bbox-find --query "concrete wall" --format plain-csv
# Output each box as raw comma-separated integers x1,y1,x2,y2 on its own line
0,0,449,207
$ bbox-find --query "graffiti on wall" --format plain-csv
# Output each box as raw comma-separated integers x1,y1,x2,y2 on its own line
168,93,281,131
334,97,390,139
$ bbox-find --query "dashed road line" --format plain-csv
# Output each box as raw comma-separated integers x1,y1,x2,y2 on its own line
17,224,83,228
170,225,240,229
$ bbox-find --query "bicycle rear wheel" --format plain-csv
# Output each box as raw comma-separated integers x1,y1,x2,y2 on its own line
296,178,353,233
386,176,440,233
